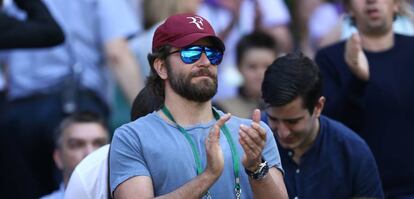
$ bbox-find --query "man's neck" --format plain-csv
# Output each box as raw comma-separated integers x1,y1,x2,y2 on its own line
360,30,394,52
161,90,214,126
292,118,320,164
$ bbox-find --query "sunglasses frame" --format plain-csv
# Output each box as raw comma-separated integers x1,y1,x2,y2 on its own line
167,45,223,65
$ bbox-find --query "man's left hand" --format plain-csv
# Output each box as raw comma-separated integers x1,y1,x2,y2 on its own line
239,109,267,171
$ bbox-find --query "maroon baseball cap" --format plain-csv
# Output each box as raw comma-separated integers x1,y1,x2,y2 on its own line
152,13,225,52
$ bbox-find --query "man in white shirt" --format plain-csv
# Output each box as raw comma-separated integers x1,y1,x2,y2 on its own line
40,112,109,199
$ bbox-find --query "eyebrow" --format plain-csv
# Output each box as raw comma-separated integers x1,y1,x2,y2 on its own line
266,112,304,122
66,136,108,142
266,112,278,121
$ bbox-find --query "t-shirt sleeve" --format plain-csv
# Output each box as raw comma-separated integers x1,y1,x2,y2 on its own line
260,121,284,175
97,0,139,43
351,138,384,198
109,125,150,193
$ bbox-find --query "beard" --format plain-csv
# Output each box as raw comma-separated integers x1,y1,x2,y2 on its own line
167,63,218,103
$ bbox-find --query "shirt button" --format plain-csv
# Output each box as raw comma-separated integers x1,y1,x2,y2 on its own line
288,151,293,156
294,197,299,199
296,169,300,174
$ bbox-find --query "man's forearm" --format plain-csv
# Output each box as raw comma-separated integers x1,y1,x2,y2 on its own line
105,38,144,104
249,168,288,199
155,171,218,199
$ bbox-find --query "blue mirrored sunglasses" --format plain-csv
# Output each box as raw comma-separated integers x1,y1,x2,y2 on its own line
167,46,224,65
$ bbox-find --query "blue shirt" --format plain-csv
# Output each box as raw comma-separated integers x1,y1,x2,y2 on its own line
277,116,384,199
110,110,283,198
4,0,138,103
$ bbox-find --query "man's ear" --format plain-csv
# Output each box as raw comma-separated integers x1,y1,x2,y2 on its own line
154,58,168,80
53,149,64,170
313,96,325,117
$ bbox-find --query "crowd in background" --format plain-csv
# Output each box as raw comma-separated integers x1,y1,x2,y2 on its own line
1,0,414,198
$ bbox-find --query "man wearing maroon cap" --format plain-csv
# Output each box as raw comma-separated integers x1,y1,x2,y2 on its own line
109,13,288,199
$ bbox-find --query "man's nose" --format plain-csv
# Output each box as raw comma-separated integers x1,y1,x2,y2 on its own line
276,122,291,139
82,144,95,158
198,52,211,66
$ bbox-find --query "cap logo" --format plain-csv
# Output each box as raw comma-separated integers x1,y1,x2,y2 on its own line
186,16,204,30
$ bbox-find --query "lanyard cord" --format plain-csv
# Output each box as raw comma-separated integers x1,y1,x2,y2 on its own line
212,110,241,196
162,106,203,175
161,105,241,198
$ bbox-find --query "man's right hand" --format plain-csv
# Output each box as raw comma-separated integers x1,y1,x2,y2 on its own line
345,33,370,81
204,113,231,179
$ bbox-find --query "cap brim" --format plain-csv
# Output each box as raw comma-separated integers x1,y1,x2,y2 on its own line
170,33,225,51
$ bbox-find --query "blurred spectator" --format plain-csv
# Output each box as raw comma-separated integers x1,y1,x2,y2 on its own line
292,0,342,58
0,0,142,198
198,0,292,100
40,111,109,199
315,0,414,197
215,31,279,118
0,0,64,117
319,0,414,48
124,0,144,31
142,0,201,30
0,0,65,198
0,0,64,49
1,0,64,122
64,84,163,199
262,52,384,198
108,0,144,131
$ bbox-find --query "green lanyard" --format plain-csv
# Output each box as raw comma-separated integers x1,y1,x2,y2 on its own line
161,106,241,199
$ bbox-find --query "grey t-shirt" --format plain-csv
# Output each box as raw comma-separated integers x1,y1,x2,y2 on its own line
110,110,283,198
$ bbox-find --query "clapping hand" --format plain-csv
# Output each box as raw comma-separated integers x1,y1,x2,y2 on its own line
345,32,370,81
239,109,267,171
204,113,231,178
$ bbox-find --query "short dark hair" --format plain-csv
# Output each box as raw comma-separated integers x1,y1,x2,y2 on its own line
261,52,322,113
54,111,108,148
146,45,172,98
130,85,163,121
236,31,278,66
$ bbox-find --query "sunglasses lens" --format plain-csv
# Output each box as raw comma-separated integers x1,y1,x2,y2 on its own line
180,46,223,65
205,47,223,65
181,47,202,64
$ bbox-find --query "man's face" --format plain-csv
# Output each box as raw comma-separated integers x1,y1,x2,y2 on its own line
349,0,398,35
239,48,277,98
266,97,321,151
55,122,108,180
166,39,218,102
